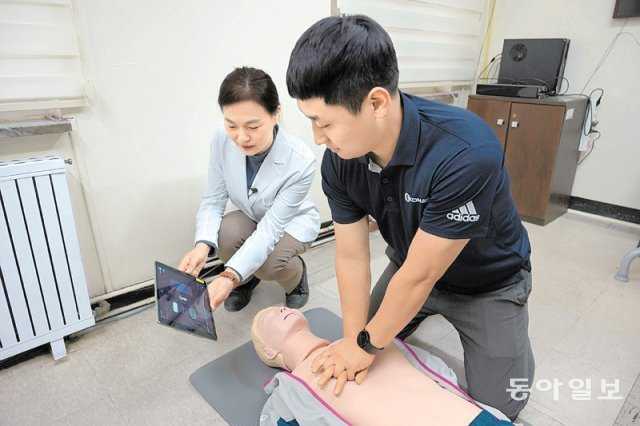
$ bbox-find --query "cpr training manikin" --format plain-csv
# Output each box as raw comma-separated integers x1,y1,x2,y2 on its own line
252,307,513,425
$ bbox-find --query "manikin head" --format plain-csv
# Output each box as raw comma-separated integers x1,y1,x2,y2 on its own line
252,307,327,371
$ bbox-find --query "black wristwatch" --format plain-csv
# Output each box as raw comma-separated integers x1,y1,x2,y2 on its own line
357,329,384,355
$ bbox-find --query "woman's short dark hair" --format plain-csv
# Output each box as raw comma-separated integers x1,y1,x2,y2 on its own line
218,67,280,114
286,15,399,115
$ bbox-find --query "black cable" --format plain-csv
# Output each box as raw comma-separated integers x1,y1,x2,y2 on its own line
490,57,501,79
547,76,570,95
477,77,518,83
510,76,569,95
590,88,604,106
477,53,502,80
477,57,495,79
583,88,604,136
486,60,498,81
515,78,550,93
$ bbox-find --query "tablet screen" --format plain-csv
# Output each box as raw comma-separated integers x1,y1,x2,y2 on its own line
155,261,217,340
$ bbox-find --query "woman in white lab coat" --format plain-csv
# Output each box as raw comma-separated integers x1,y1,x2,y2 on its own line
179,67,320,312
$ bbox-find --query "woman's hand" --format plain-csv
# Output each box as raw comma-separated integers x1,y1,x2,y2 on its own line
207,276,235,310
179,242,210,276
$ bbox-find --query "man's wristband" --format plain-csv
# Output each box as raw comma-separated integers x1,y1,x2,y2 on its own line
357,329,384,355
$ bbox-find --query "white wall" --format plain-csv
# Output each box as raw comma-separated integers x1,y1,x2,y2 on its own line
62,0,330,296
481,0,640,210
11,0,636,299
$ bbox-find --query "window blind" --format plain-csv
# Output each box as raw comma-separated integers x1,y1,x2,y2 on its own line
0,0,85,112
336,0,487,98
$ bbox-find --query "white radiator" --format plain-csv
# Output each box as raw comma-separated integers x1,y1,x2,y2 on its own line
0,156,94,361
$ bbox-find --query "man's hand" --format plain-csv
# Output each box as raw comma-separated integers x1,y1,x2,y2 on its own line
206,276,234,310
179,243,210,276
311,337,375,395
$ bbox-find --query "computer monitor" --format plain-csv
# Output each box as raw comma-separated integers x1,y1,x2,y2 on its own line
498,38,570,95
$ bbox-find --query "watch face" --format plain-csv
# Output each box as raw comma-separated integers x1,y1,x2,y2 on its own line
357,330,369,348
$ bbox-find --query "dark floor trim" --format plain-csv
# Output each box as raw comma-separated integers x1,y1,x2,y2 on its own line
569,196,640,225
321,220,333,229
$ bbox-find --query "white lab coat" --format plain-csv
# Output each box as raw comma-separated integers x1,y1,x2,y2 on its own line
194,128,320,280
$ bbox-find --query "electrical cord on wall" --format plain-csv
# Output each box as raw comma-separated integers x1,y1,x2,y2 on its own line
578,130,601,165
578,88,604,164
554,18,635,165
572,17,640,165
563,88,605,164
581,18,636,93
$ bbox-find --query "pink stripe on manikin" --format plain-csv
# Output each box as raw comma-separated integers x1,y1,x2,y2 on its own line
395,338,490,414
263,375,275,388
264,371,352,425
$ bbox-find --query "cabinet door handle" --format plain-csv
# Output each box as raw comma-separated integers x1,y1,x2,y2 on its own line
496,118,504,126
511,121,519,128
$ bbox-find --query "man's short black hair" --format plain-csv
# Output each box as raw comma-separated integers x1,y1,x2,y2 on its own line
286,15,399,115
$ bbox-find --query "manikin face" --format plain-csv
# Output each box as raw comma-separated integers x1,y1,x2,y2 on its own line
296,96,379,160
223,100,280,156
256,307,309,353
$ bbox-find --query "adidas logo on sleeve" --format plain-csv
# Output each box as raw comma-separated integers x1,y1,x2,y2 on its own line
447,201,480,222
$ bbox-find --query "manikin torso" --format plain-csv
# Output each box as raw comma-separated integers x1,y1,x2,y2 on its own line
267,319,482,426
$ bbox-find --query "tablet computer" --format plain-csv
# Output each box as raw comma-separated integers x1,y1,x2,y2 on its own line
155,261,217,340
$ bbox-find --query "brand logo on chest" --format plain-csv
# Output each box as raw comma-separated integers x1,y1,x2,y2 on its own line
404,193,429,203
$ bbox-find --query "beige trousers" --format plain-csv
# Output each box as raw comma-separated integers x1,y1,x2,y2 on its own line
217,210,311,293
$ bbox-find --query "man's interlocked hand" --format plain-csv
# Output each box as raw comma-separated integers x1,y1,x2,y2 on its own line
311,336,375,395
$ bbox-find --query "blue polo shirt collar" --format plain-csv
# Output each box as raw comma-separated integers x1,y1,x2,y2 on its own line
357,92,420,169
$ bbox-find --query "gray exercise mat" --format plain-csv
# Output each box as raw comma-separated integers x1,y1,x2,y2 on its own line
189,308,343,426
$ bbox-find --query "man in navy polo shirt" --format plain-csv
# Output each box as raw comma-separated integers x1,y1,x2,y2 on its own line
286,15,533,421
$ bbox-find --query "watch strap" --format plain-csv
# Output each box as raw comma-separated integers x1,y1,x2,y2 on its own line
219,269,240,287
358,329,383,355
